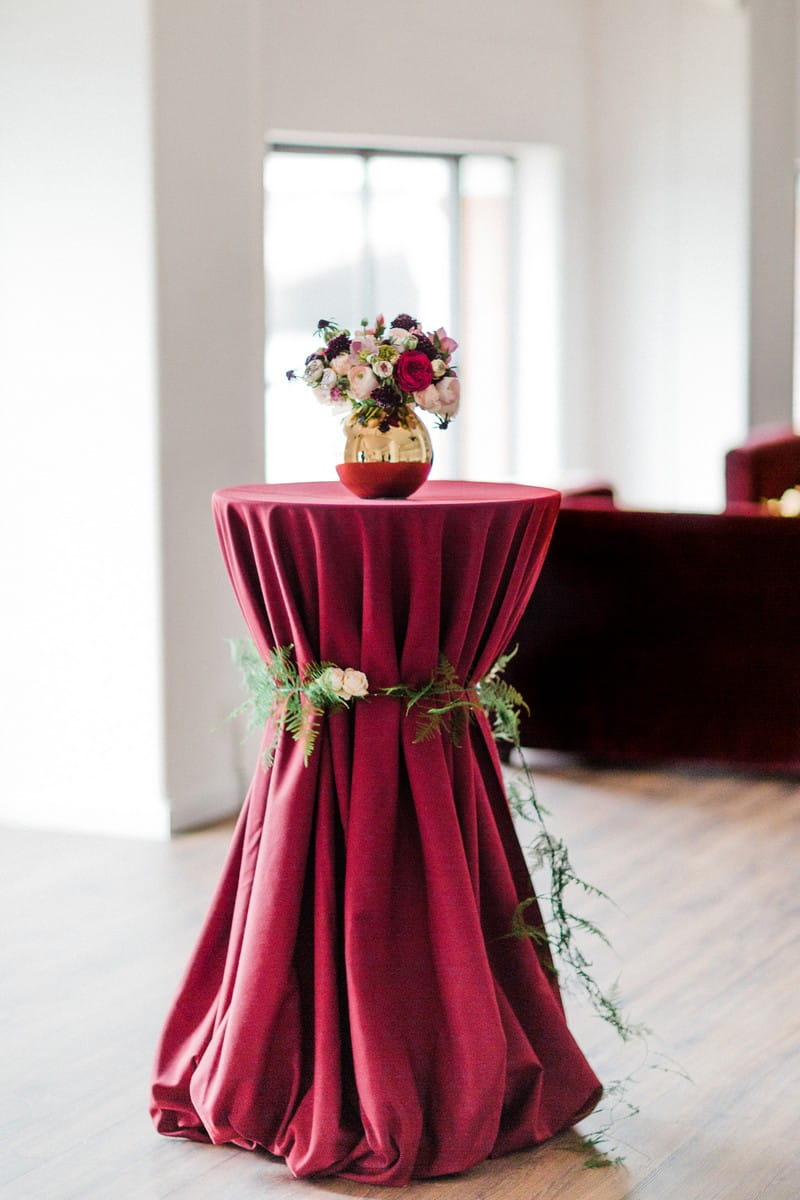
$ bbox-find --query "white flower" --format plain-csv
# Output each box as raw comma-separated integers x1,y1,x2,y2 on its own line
316,367,339,403
342,668,369,698
431,357,447,378
386,327,412,348
303,357,325,385
321,666,345,694
778,486,800,516
347,363,379,400
372,358,394,379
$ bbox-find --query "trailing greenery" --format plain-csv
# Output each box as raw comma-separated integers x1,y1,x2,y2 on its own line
504,752,648,1045
384,655,474,746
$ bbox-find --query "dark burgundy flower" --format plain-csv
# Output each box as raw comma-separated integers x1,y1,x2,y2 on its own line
413,334,438,360
395,350,434,393
390,313,418,331
372,384,402,411
325,332,351,361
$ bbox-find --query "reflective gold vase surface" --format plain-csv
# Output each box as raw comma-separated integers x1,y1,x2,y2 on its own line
337,407,433,499
342,407,433,464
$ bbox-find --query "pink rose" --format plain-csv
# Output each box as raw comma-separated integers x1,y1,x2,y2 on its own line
347,362,379,400
413,384,440,412
435,376,460,416
330,352,352,375
396,350,434,394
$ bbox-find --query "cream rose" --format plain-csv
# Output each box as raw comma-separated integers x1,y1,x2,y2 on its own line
303,356,325,385
342,668,369,699
322,667,345,695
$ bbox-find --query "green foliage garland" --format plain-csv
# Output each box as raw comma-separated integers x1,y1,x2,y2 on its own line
227,639,367,767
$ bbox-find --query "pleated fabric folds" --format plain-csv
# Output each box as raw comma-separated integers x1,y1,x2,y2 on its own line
150,482,601,1184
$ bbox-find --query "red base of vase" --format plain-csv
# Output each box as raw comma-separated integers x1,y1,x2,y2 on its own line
336,461,431,500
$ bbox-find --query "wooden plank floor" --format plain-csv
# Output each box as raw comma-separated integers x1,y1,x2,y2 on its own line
2,761,799,1199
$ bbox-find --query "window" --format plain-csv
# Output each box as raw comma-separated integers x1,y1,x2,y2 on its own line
263,145,525,483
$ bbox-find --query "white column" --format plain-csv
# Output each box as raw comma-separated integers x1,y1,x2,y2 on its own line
748,0,798,427
152,0,266,832
0,0,265,836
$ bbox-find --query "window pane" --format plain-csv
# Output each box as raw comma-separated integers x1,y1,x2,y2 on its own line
367,156,453,327
264,152,365,482
459,156,514,480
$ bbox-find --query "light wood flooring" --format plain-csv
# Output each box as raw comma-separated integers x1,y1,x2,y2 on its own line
1,760,799,1199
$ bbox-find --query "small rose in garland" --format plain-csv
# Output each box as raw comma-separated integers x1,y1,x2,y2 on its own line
321,666,369,700
288,312,460,430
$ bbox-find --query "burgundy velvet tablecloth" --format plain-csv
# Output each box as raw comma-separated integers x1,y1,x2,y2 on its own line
150,481,601,1184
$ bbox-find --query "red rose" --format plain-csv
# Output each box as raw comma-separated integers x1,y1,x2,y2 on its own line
395,350,434,394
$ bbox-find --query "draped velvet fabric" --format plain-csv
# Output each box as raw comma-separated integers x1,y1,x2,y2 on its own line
150,481,601,1185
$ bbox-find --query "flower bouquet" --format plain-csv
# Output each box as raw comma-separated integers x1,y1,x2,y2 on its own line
288,313,459,498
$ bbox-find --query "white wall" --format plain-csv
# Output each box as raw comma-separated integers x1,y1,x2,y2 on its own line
259,0,750,513
0,0,782,835
0,0,166,836
151,0,266,832
584,0,749,511
0,0,265,836
260,0,591,489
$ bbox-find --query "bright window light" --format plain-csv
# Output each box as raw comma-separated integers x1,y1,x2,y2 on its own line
264,144,557,485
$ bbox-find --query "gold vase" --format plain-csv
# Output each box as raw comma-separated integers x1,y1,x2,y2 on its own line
342,407,433,464
337,407,433,499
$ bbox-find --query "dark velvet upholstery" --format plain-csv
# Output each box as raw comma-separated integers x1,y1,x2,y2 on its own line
725,425,800,506
505,495,800,773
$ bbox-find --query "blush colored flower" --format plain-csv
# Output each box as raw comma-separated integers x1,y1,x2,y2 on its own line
435,376,460,416
330,352,353,375
352,334,379,356
347,363,379,399
435,327,459,355
413,384,440,412
396,350,434,393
